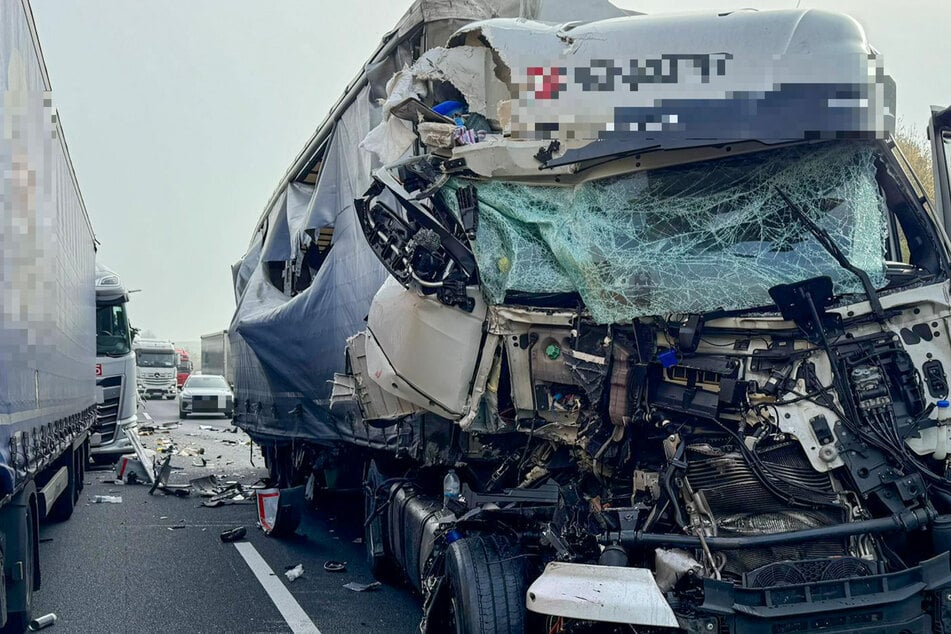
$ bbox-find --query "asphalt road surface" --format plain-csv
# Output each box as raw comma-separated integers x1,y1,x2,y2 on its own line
33,398,421,633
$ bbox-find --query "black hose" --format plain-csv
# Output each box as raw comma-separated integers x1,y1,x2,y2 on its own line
602,508,937,551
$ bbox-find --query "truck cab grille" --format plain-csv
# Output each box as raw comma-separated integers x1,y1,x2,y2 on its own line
95,375,122,444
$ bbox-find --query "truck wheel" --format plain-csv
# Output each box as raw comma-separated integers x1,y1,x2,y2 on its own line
445,535,527,634
179,410,188,420
47,451,76,522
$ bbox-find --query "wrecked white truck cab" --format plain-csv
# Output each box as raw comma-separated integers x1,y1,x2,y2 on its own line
232,3,951,632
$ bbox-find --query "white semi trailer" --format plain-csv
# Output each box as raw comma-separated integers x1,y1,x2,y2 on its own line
0,1,96,629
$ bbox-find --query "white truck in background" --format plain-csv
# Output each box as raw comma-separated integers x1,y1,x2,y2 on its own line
0,1,96,628
134,339,178,400
92,264,137,463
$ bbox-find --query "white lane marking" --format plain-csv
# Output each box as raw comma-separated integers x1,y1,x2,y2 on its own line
234,541,322,634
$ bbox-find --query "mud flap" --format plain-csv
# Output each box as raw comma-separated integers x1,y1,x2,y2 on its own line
0,481,37,618
255,486,303,537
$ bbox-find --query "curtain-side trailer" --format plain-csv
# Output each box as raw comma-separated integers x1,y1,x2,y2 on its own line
0,1,96,630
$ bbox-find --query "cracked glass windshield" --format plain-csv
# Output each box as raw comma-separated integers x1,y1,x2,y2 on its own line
448,141,887,322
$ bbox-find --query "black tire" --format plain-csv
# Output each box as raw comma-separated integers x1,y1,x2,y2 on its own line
179,410,188,419
46,453,76,522
445,535,527,634
1,501,35,633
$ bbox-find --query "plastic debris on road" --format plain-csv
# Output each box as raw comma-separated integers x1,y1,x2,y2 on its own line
28,613,57,631
114,452,153,484
284,564,304,582
190,475,260,507
220,526,247,542
323,560,347,573
91,495,122,504
343,581,382,592
149,455,190,496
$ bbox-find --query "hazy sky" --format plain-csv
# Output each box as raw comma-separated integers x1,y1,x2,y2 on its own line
29,0,951,343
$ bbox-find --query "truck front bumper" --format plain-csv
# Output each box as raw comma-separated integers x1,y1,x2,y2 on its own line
138,385,176,398
526,562,678,628
526,554,951,633
90,414,137,456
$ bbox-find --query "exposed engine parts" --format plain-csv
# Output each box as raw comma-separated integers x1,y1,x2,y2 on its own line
349,270,951,632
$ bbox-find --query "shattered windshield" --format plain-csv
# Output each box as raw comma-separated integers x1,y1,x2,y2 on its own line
444,141,887,322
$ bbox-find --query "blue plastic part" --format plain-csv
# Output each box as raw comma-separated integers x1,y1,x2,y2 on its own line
432,100,466,117
939,400,950,408
446,529,463,544
657,349,678,368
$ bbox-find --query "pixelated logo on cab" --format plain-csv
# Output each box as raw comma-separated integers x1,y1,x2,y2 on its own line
522,53,733,100
526,67,567,100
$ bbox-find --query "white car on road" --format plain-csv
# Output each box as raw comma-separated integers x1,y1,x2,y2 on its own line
179,374,234,419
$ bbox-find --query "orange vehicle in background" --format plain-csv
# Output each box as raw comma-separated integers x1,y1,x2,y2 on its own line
175,348,193,389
